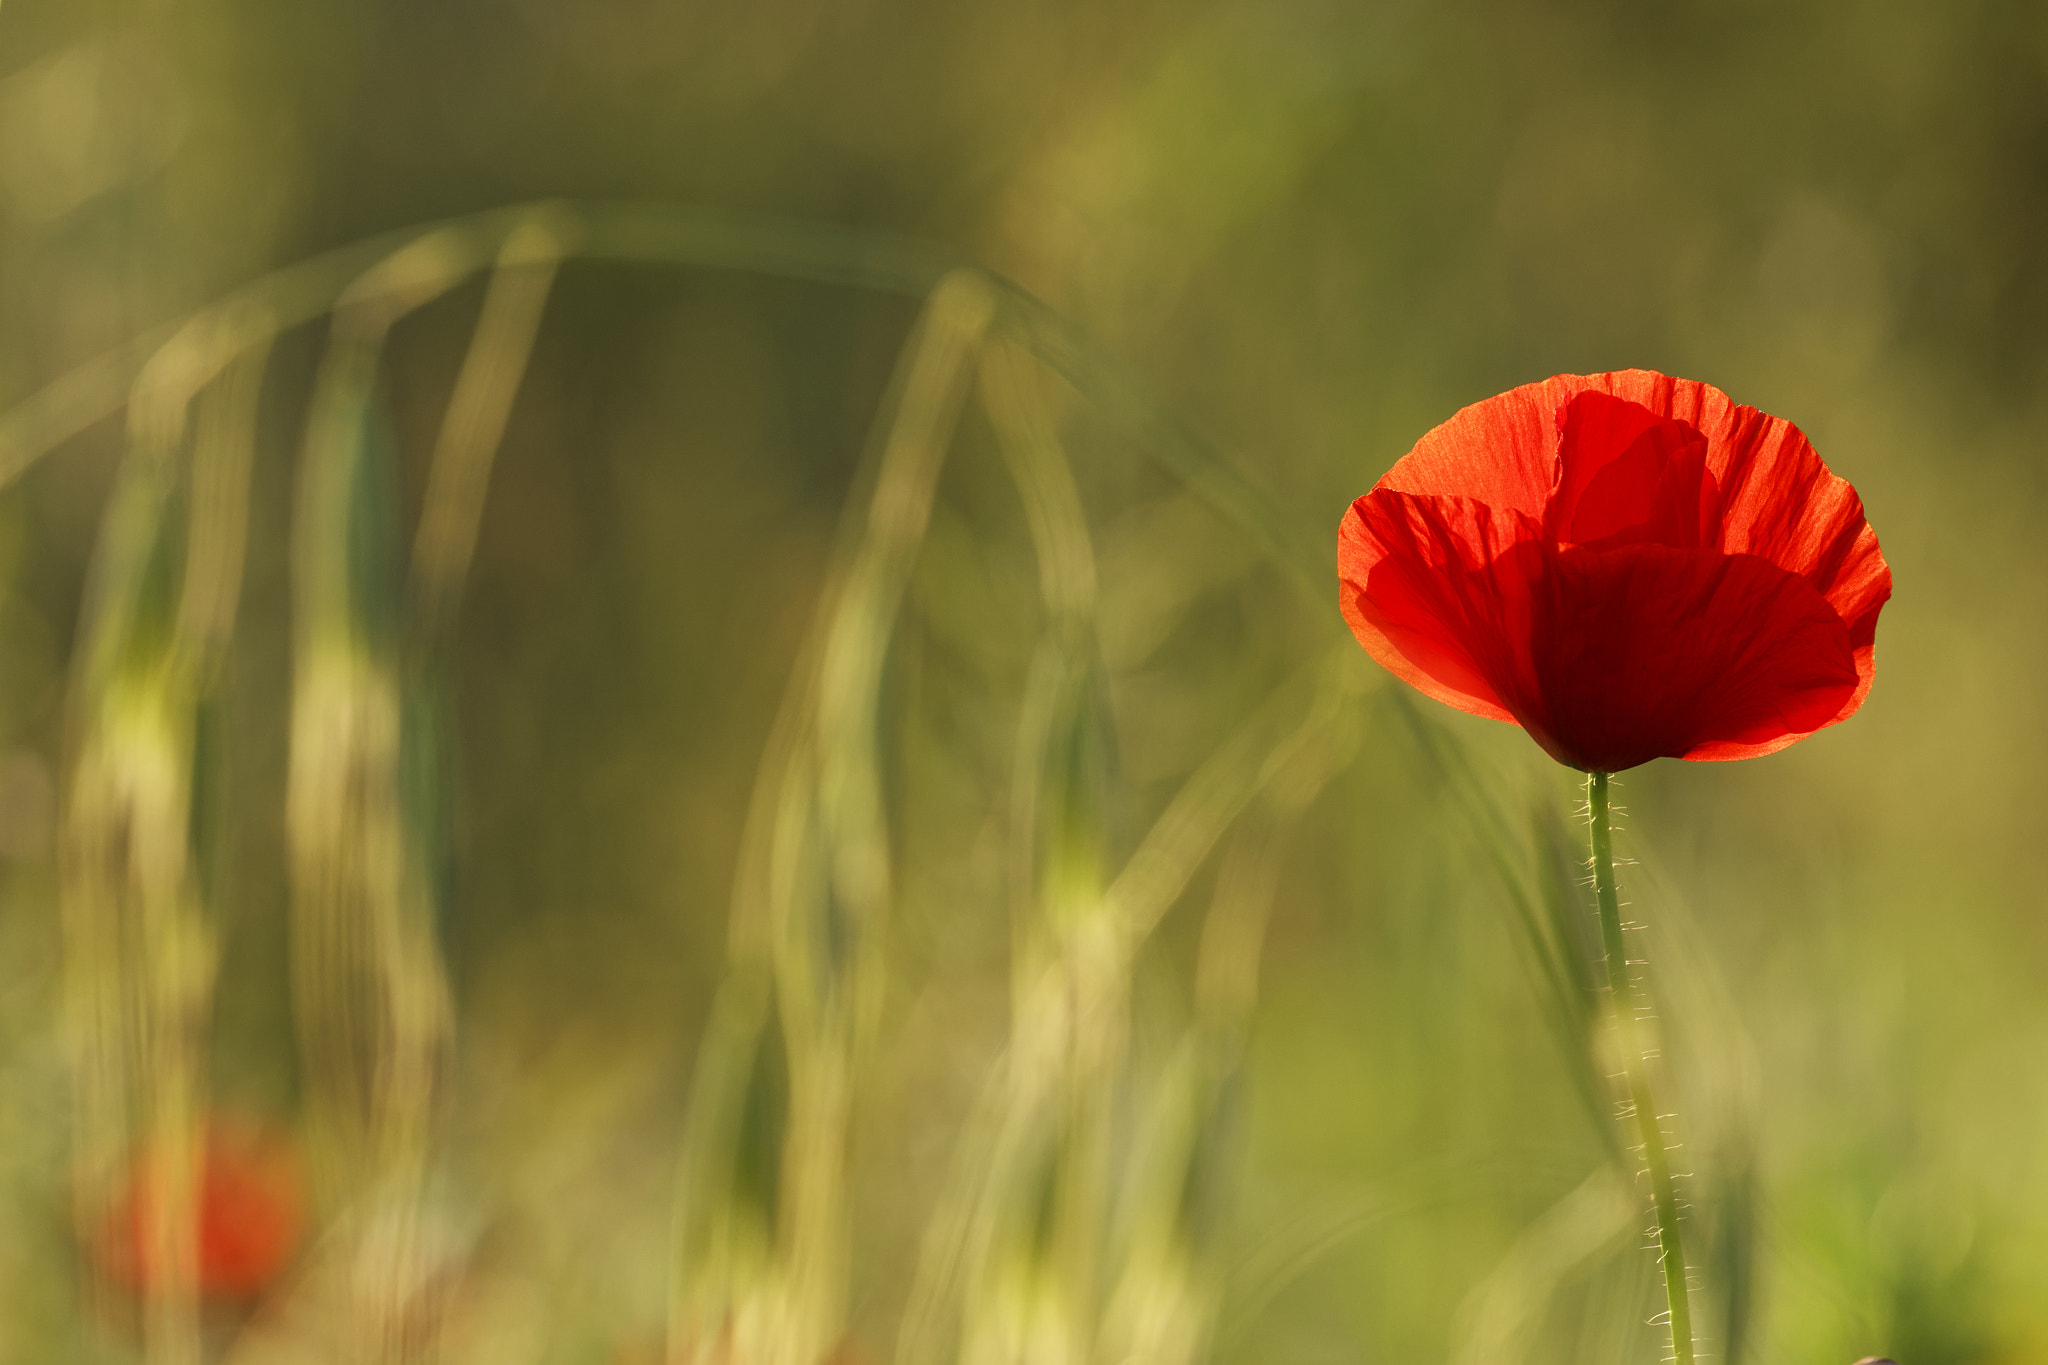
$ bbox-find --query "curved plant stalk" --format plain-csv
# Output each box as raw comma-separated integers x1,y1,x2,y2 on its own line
63,301,272,1363
668,269,996,1365
408,218,567,646
944,338,1114,1365
0,203,1320,608
1218,1161,1483,1351
901,652,1364,1365
288,244,458,1364
1447,1166,1637,1365
890,336,1368,1365
1385,693,1621,1165
1096,655,1365,1365
287,225,557,1362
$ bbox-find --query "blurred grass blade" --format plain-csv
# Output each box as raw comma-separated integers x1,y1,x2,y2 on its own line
1705,1142,1758,1365
996,297,1325,599
806,267,997,1041
288,234,479,1362
62,305,272,1365
782,266,995,1365
1,204,1333,627
894,340,1103,1365
670,269,995,1365
1097,682,1362,1365
1107,646,1361,948
979,339,1096,634
1530,800,1626,1166
1387,691,1621,1163
0,203,966,501
1192,826,1286,1044
176,320,272,666
1096,1037,1230,1365
1447,1166,1636,1365
891,1038,1035,1365
905,320,1367,1363
1219,1169,1467,1347
980,335,1111,957
938,338,1113,1365
408,217,566,646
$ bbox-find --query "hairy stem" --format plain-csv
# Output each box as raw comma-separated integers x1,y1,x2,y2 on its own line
1588,771,1693,1365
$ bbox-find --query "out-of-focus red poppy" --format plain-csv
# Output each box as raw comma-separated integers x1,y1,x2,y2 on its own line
1338,370,1891,772
101,1118,304,1302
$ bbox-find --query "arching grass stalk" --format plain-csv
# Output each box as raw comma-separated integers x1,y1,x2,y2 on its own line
0,202,1324,603
1587,772,1692,1365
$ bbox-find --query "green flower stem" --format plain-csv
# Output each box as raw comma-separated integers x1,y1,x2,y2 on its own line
1588,771,1693,1365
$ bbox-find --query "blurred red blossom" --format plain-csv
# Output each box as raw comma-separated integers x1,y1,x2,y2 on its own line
100,1117,304,1302
1338,370,1891,772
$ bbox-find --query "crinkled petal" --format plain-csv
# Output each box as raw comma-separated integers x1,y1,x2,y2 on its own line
1558,372,1892,658
1338,489,1540,725
1596,372,1892,733
1693,402,1889,729
1373,385,1567,521
1548,391,1714,549
1519,543,1859,771
1376,371,1708,521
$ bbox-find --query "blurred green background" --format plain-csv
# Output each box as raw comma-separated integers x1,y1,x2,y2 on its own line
0,1,2044,1362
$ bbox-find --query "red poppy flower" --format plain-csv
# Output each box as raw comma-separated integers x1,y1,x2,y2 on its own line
1337,370,1891,772
101,1119,304,1302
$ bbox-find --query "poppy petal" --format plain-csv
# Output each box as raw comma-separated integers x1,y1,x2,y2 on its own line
1567,372,1892,655
1680,394,1889,621
1548,392,1715,549
1372,385,1566,521
1374,370,1713,515
1338,489,1539,725
1517,543,1860,771
1615,373,1893,731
